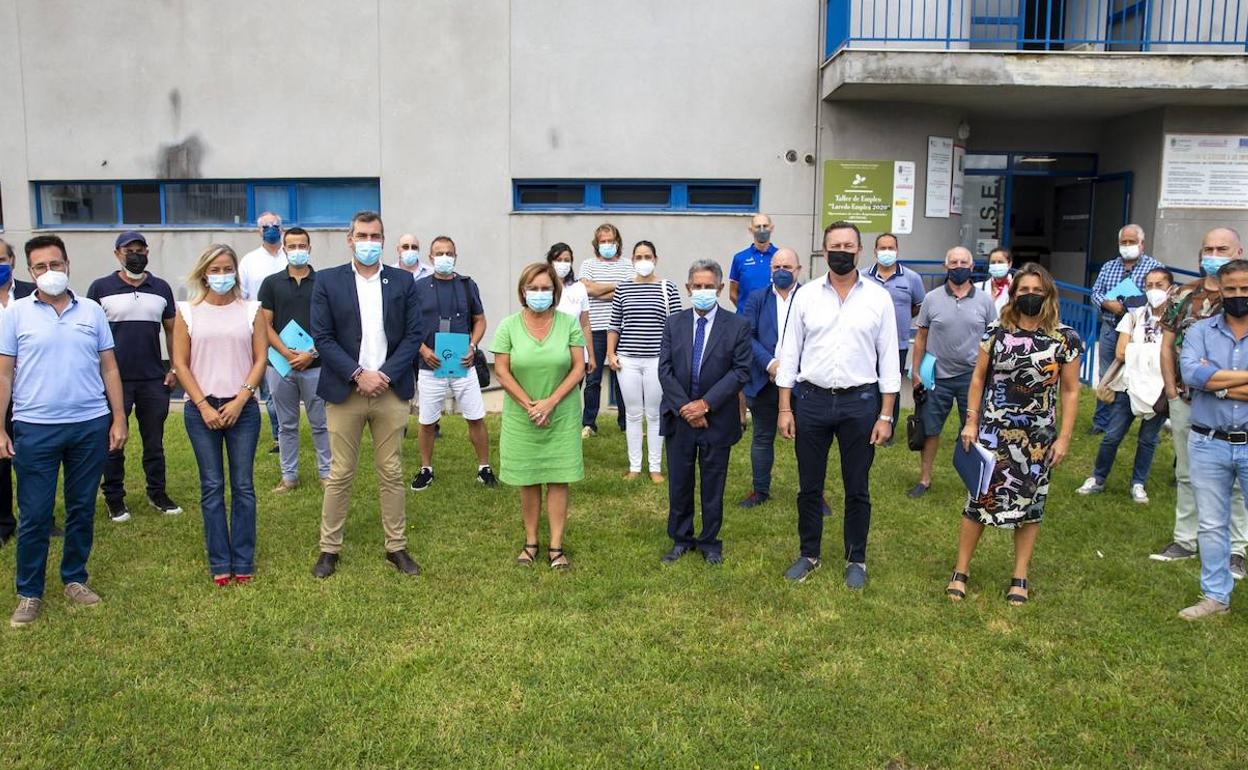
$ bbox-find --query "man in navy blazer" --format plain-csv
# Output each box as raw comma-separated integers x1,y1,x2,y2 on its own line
739,247,803,509
658,259,753,564
309,211,424,580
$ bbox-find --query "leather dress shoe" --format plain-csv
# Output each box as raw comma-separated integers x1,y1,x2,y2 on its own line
386,549,422,576
660,544,692,564
312,552,338,579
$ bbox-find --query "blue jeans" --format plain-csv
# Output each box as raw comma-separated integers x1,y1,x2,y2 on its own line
1091,391,1164,486
184,398,261,575
1188,431,1248,605
748,382,779,495
582,329,625,431
13,415,110,598
1092,321,1117,430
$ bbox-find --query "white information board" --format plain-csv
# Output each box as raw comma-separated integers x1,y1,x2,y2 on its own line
925,136,953,218
1159,134,1248,209
892,161,915,234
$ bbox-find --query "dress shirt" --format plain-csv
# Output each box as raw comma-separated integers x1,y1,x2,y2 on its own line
238,245,287,301
776,275,900,393
772,286,795,361
1090,254,1163,322
352,262,388,371
1180,313,1248,432
692,303,719,365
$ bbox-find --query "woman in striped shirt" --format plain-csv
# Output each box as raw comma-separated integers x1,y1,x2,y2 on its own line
607,241,682,482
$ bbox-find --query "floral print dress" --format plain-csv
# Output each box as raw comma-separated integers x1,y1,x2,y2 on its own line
964,322,1083,528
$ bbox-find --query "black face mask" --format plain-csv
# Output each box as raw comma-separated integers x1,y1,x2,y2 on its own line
947,267,973,285
1224,296,1248,319
826,250,857,276
1015,293,1045,317
123,252,148,275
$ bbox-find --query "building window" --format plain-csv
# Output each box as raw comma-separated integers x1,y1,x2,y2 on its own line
513,180,759,213
34,179,380,228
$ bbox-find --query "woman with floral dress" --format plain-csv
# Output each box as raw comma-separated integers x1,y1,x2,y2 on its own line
945,263,1083,605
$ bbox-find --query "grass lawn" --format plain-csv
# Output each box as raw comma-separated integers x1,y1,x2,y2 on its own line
0,396,1245,769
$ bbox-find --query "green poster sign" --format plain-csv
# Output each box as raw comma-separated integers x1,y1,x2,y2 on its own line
822,160,894,231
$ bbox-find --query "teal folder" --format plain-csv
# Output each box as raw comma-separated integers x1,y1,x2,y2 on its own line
267,320,315,378
434,332,471,379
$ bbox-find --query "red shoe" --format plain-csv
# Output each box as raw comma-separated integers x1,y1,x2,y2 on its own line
213,575,231,587
233,574,253,584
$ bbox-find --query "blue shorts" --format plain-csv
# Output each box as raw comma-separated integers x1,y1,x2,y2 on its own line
921,372,972,438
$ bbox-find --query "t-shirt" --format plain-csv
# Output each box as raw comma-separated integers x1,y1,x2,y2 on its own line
729,242,777,312
257,266,319,369
556,280,590,319
86,271,175,381
238,246,287,301
609,280,682,358
915,283,999,378
1161,278,1222,392
581,258,637,332
414,274,484,370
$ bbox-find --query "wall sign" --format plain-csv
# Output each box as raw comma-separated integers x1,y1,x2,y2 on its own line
925,136,953,218
1159,134,1248,209
823,160,895,232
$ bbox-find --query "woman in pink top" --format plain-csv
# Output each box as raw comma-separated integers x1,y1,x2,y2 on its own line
172,244,268,586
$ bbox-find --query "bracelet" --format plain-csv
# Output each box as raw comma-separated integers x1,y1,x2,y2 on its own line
194,397,208,407
779,408,793,413
967,408,979,415
241,383,257,394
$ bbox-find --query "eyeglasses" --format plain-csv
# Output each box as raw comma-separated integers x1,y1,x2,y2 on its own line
30,260,67,276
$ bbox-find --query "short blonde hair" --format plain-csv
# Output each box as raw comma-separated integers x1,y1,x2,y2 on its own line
517,262,561,309
187,244,240,305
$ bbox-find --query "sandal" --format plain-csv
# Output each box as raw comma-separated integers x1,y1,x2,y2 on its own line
548,547,570,571
1006,577,1029,605
945,570,969,601
516,543,539,566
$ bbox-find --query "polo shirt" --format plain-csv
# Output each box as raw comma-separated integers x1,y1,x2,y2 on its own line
729,242,778,313
863,263,927,350
0,292,114,424
915,283,999,379
257,266,319,369
414,274,484,370
86,271,175,381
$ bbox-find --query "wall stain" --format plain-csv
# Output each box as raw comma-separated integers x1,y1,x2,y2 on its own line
157,133,204,179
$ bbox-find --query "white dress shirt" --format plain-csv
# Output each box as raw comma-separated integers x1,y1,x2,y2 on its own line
353,262,388,371
238,245,287,300
776,275,901,393
772,285,796,362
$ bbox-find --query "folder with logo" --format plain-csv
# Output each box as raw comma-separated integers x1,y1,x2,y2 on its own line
434,332,470,379
953,440,996,498
267,320,316,378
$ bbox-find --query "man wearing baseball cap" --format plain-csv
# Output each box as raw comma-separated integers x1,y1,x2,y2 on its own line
86,231,182,521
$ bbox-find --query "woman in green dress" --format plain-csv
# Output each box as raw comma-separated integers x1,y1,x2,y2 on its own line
491,262,587,569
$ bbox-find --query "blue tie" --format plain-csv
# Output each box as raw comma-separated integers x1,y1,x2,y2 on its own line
691,316,708,398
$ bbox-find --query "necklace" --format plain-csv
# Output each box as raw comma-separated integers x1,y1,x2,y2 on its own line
523,309,553,338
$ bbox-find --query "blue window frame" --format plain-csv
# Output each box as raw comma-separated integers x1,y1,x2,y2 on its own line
513,180,759,213
34,178,380,228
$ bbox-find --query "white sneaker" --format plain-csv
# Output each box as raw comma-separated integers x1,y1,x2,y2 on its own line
1131,484,1149,504
1076,477,1104,495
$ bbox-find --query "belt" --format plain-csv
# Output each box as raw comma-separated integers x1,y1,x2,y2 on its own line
1192,424,1248,445
803,382,875,396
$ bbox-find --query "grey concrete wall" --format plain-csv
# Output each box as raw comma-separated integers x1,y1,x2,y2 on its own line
1096,108,1164,261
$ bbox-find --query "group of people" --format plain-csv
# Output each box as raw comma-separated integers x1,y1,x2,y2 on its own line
0,210,1244,627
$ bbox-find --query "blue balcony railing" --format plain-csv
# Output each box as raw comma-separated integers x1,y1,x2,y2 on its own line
825,0,1247,56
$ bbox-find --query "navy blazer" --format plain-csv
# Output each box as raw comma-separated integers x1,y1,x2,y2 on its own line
741,283,801,398
310,263,424,404
658,306,753,447
13,279,34,299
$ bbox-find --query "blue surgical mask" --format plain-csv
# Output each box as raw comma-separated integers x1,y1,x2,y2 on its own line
691,288,718,311
598,243,618,259
433,255,456,275
525,289,554,311
261,225,281,245
287,249,310,267
772,269,795,290
988,263,1010,279
1203,255,1231,276
354,241,383,266
0,264,12,285
400,250,421,268
207,273,236,295
875,250,897,267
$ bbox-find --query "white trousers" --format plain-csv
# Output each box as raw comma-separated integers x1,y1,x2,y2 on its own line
617,355,663,473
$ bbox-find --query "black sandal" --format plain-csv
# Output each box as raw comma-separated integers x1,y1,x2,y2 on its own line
1006,577,1029,605
945,571,969,600
548,547,570,571
516,543,538,566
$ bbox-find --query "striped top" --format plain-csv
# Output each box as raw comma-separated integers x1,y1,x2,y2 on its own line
581,258,638,331
609,280,683,358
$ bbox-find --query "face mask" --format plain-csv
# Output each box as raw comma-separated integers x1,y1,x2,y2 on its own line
207,273,236,295
552,261,572,279
947,267,973,285
754,228,771,244
0,265,11,285
1203,255,1231,277
988,263,1010,279
875,250,897,267
287,249,310,267
261,225,281,245
354,241,383,266
634,259,655,278
400,250,421,268
526,289,554,312
691,288,718,311
433,255,456,275
1225,296,1248,319
36,269,69,297
1015,292,1044,317
1146,288,1169,308
598,243,618,259
772,269,795,290
826,250,857,276
1119,244,1141,261
123,252,148,277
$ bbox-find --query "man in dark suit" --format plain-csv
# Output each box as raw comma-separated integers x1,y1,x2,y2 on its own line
0,238,35,547
658,259,753,565
309,211,424,579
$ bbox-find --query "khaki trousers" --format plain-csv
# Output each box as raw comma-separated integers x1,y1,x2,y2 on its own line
320,390,410,553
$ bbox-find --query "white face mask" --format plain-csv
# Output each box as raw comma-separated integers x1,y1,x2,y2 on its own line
36,269,69,297
1146,288,1169,308
634,259,656,277
553,261,572,279
1120,244,1141,261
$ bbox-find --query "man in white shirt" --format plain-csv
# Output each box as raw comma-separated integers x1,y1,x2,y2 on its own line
777,221,900,587
237,211,286,450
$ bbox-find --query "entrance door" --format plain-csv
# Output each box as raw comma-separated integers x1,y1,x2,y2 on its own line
1085,172,1134,285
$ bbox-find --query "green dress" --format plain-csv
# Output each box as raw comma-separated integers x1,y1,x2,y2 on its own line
490,311,586,486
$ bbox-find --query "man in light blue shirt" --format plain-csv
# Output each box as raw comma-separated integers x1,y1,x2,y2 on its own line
0,235,127,628
1178,256,1248,620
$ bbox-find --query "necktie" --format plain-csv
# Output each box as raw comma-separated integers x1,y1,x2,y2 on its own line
691,316,707,398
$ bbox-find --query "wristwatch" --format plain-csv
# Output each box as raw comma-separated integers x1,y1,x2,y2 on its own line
878,414,894,423
1216,388,1229,399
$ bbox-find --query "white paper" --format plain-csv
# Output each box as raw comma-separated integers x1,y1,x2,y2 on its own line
950,144,965,216
1159,134,1248,210
892,161,915,234
925,136,953,219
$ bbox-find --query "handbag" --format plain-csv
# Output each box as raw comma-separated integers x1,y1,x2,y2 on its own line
906,383,928,451
1096,359,1124,404
473,348,490,388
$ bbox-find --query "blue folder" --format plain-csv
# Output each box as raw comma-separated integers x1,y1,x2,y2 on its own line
434,332,471,379
917,352,937,390
953,440,996,497
267,320,315,378
1108,276,1143,300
